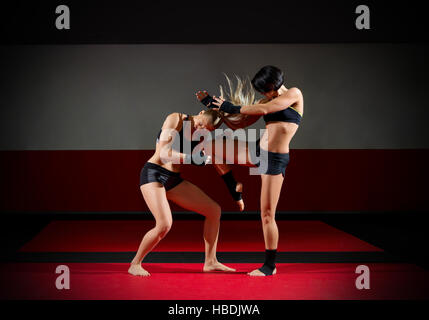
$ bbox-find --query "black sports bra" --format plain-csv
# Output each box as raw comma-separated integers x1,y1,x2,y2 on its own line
263,106,302,125
156,114,201,153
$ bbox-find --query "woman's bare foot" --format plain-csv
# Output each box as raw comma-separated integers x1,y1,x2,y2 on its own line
247,268,277,276
203,261,236,273
128,263,150,276
235,182,245,211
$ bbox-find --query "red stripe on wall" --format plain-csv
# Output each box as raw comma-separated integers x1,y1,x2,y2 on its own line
1,150,428,212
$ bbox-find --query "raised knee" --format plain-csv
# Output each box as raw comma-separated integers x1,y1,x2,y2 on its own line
209,203,221,220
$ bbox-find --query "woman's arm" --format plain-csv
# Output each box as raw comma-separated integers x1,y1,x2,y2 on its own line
213,87,302,116
196,91,261,130
220,114,261,130
158,113,188,165
158,113,209,165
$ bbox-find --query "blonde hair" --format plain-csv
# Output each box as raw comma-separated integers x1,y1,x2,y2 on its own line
217,74,259,130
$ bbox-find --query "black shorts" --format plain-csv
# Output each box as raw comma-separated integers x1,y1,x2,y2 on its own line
139,162,183,191
249,139,290,176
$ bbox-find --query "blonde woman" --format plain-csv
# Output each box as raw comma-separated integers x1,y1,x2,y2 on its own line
196,66,304,276
129,109,239,276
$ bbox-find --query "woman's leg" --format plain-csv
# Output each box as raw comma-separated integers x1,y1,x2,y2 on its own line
128,182,173,276
248,174,284,276
208,136,256,167
213,163,244,211
166,180,235,272
213,163,233,175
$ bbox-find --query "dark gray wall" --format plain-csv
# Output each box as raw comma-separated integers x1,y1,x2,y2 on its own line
1,44,428,150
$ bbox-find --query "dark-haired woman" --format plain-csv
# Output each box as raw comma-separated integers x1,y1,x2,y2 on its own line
197,66,304,276
128,109,239,276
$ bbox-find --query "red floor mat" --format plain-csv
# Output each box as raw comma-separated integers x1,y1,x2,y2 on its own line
0,263,427,300
19,220,381,252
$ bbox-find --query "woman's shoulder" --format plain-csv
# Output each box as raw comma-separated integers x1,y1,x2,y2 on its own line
166,112,182,120
287,87,302,97
287,87,304,114
163,112,182,130
280,87,303,106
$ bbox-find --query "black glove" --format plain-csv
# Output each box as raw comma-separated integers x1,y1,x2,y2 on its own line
221,171,242,201
220,101,242,114
200,94,217,108
184,151,208,166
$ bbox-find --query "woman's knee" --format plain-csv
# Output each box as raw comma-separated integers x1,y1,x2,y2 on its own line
155,220,172,238
207,202,221,220
261,208,275,224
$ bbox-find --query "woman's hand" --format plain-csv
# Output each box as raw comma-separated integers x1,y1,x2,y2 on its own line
202,150,212,165
195,91,218,108
210,96,225,110
195,90,209,103
212,97,242,114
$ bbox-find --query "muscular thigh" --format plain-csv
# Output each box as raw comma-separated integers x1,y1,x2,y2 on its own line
166,180,219,217
140,182,172,225
260,174,284,214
